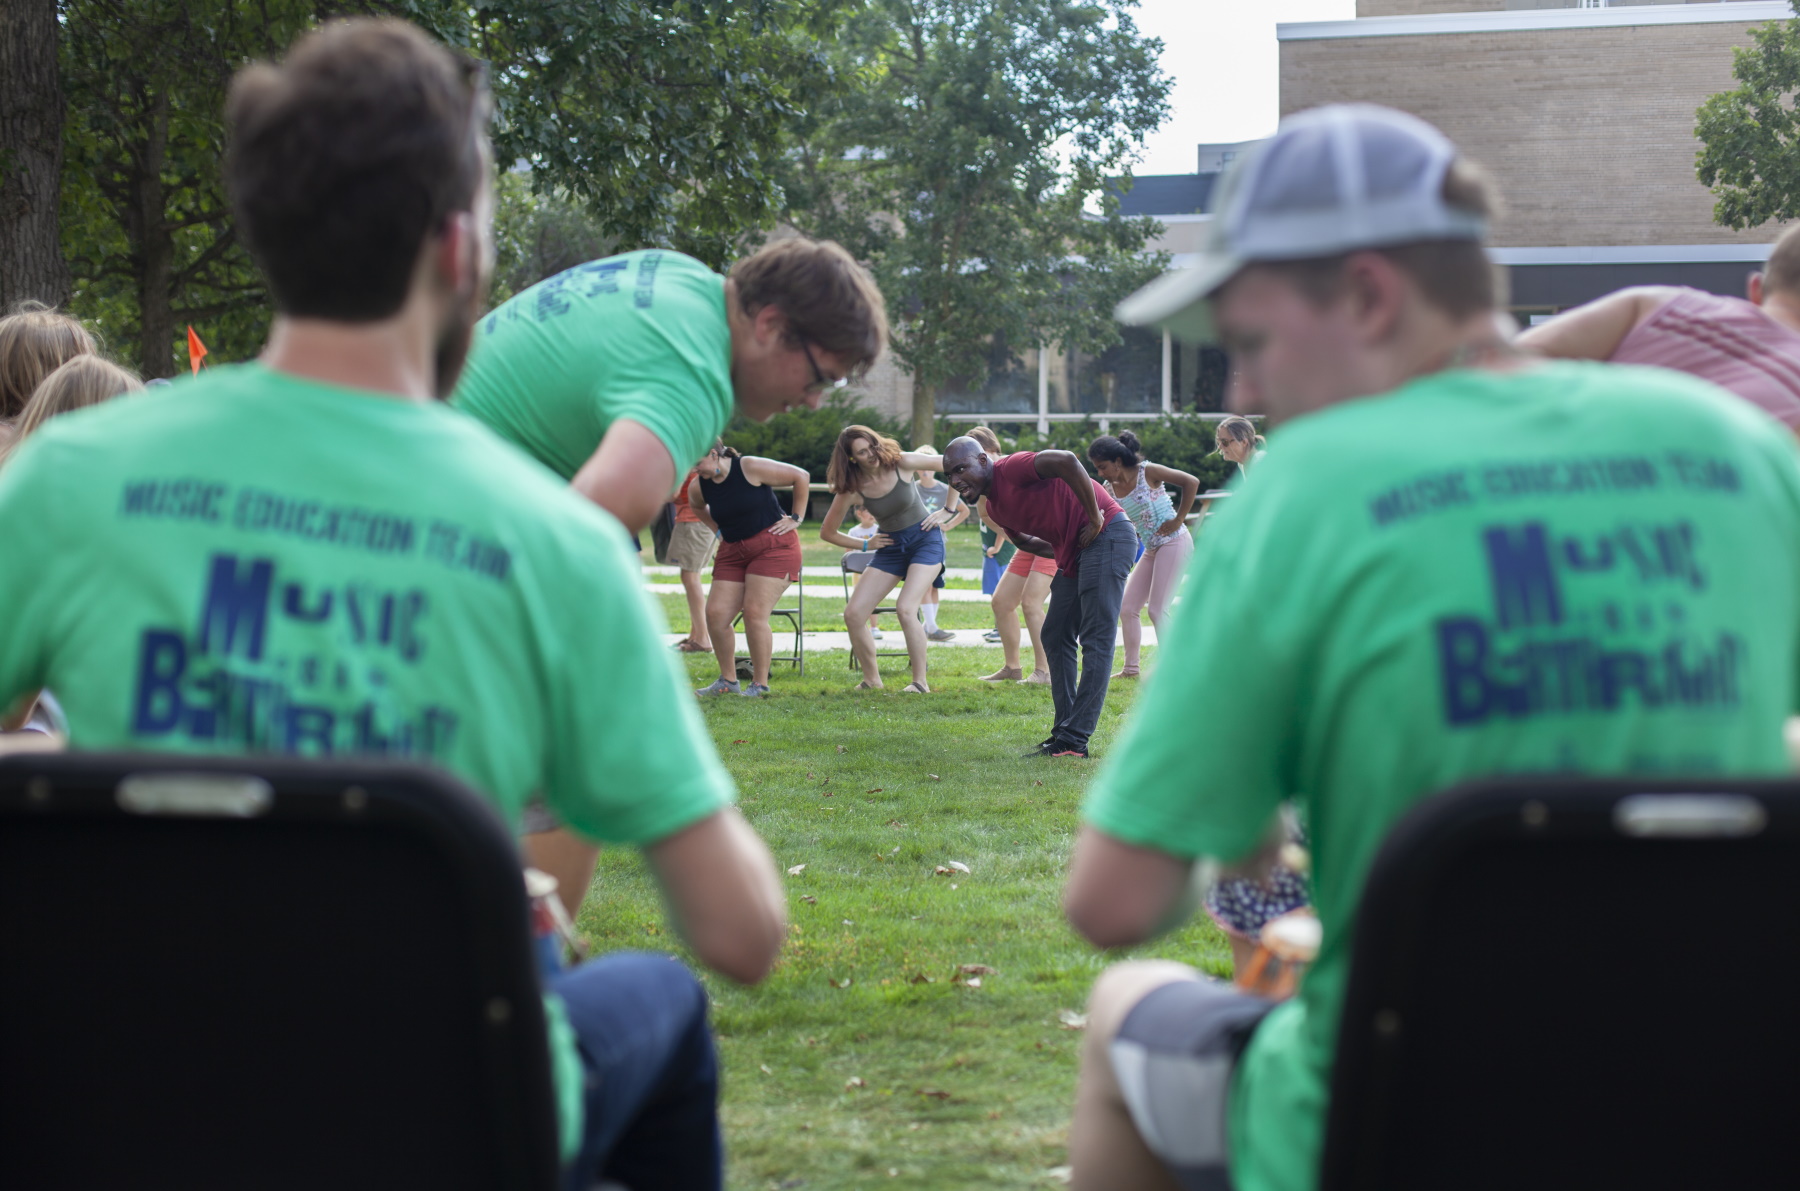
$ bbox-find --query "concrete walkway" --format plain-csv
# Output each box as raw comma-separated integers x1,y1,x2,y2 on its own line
642,563,987,583
645,581,997,603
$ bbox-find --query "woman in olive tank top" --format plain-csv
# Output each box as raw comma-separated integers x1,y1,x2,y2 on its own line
818,425,960,693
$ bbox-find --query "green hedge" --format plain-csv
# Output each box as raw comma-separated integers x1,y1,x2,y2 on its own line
719,393,908,483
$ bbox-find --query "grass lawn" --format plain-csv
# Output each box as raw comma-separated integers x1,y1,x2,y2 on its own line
574,644,1230,1190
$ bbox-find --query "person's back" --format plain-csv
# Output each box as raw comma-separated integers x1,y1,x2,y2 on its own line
1609,287,1800,427
453,250,735,482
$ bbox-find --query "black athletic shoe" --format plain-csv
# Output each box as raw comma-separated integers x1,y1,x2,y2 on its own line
1047,742,1089,759
1023,737,1061,757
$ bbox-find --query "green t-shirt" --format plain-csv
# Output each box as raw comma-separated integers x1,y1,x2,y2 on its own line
0,363,738,1161
1083,362,1800,1191
452,249,735,481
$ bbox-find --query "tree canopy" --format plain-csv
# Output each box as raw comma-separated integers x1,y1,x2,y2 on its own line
49,0,845,376
1696,5,1800,230
780,0,1170,445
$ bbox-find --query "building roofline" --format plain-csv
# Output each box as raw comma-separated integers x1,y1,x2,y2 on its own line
1279,1,1790,41
1491,244,1774,265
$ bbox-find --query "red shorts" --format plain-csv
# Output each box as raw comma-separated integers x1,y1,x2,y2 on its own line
712,526,802,583
1005,549,1059,578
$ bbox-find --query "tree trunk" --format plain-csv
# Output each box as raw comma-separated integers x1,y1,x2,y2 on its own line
131,90,175,378
911,378,936,451
0,0,71,311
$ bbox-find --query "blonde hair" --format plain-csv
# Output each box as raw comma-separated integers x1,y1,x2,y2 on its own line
826,424,904,493
0,303,96,420
1212,416,1265,455
3,356,142,464
967,425,1003,455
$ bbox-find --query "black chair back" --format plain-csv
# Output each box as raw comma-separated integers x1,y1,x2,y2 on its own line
0,752,559,1191
1323,777,1800,1191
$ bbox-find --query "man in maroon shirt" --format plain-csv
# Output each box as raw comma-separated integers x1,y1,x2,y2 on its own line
943,437,1137,757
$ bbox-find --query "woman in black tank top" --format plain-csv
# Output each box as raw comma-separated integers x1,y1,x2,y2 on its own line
689,441,811,698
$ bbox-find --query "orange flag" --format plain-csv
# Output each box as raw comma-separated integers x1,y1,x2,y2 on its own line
186,325,209,376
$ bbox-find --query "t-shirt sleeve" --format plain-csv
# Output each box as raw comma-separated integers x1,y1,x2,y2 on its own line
1082,497,1300,862
539,511,735,844
0,437,59,706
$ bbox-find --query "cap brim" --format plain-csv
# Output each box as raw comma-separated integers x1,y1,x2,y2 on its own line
1115,253,1244,344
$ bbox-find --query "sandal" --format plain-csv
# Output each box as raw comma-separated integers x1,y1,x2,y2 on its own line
902,681,930,694
980,666,1023,682
672,639,710,653
851,680,882,692
1112,667,1141,679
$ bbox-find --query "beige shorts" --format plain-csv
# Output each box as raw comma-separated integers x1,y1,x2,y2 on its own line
667,521,719,572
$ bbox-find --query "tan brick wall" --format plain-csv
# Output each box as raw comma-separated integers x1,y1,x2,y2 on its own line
1282,21,1777,246
1358,0,1502,17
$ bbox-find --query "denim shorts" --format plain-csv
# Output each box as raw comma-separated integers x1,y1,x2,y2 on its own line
868,520,946,579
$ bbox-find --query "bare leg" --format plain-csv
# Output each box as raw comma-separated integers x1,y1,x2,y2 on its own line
991,570,1025,670
1229,933,1258,977
522,829,599,918
845,565,903,685
892,562,940,688
739,573,791,688
1143,533,1193,665
1118,548,1155,673
1070,960,1204,1191
705,579,746,683
1022,569,1053,677
680,568,710,648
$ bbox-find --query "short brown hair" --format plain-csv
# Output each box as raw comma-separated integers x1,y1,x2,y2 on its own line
1763,224,1800,300
4,356,142,464
0,303,95,420
967,426,1003,455
1255,157,1504,321
731,238,889,380
226,19,487,321
826,425,904,494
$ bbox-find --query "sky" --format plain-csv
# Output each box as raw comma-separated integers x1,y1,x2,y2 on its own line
1129,0,1357,176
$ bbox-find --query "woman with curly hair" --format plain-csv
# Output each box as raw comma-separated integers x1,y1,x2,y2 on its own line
818,425,955,693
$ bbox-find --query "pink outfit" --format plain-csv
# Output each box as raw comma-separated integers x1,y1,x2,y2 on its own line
1120,530,1193,670
1611,288,1800,426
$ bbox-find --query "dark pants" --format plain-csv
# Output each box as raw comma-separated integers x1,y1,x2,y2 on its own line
549,951,722,1191
1041,514,1136,750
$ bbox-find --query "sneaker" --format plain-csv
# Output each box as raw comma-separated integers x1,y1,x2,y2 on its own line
871,628,885,640
1048,742,1090,759
739,683,770,698
1022,737,1061,758
981,629,1002,643
696,678,740,696
926,627,955,642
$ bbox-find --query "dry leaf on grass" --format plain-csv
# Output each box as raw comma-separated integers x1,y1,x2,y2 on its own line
845,1076,866,1089
806,772,815,779
917,1088,952,1100
866,788,883,794
821,791,835,798
842,919,855,926
933,865,952,876
958,964,998,976
836,745,847,753
760,1064,774,1075
801,895,817,904
829,977,853,989
946,861,970,874
733,740,747,745
1058,1009,1088,1031
949,883,958,889
787,863,807,876
928,773,941,781
908,972,935,985
964,977,982,988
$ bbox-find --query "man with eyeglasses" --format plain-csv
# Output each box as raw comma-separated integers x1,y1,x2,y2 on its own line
453,237,887,538
453,238,887,906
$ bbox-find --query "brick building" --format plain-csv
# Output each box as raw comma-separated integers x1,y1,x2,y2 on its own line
1279,0,1791,315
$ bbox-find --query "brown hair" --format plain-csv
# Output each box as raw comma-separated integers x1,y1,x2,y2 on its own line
2,355,141,465
731,238,889,380
967,425,1003,455
0,303,96,420
226,19,488,321
1255,158,1504,321
826,424,904,494
1764,224,1800,300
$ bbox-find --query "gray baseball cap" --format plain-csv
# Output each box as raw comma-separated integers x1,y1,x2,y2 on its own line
1116,104,1489,343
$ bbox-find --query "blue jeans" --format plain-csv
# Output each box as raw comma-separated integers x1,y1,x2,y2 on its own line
549,952,721,1191
1041,515,1136,750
